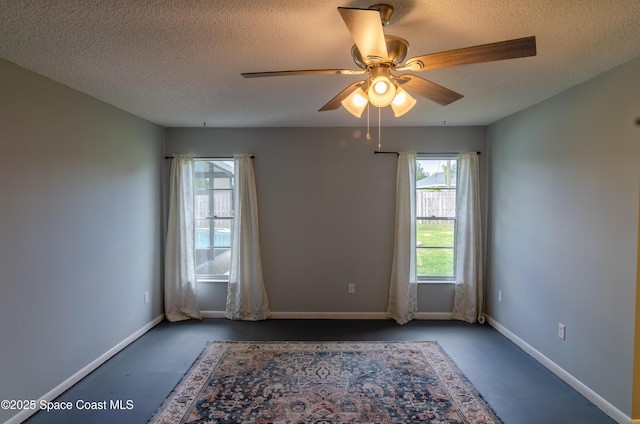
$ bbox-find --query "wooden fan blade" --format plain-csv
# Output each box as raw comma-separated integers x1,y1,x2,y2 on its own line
319,81,365,111
242,69,365,78
338,7,388,61
398,75,463,106
399,36,536,72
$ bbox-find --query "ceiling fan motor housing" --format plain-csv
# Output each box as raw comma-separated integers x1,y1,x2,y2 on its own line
351,35,409,68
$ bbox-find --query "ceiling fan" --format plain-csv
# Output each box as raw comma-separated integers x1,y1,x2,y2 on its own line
241,4,537,118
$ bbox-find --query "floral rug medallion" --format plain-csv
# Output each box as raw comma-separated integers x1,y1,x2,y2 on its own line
149,341,501,424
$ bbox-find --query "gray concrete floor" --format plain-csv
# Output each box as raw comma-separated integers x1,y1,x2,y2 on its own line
25,319,616,423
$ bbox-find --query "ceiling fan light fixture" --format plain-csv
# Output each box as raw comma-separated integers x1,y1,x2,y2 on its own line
367,67,396,107
373,79,389,94
341,87,369,117
390,87,417,117
242,5,537,121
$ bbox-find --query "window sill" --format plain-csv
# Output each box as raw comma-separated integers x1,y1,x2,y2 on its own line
417,280,456,284
197,279,229,283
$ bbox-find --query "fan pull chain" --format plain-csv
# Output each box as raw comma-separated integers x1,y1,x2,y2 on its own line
365,101,371,140
365,78,372,141
377,107,381,151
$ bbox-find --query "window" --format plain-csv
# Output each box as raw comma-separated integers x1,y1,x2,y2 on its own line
416,158,457,281
194,159,234,281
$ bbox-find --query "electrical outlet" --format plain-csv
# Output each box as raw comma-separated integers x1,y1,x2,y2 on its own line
498,290,503,303
558,323,566,340
144,292,149,304
348,283,356,294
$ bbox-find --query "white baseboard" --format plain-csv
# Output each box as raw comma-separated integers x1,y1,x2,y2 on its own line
415,312,453,320
200,310,227,319
200,311,453,320
486,315,631,424
4,314,165,424
271,311,387,319
200,311,387,320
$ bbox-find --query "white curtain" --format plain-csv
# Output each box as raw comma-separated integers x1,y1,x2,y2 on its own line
386,152,418,325
164,156,201,322
452,152,484,323
226,154,271,320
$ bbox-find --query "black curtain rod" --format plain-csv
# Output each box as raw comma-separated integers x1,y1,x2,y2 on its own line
374,151,481,156
164,155,255,159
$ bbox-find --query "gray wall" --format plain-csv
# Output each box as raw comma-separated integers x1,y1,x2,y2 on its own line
0,59,164,423
486,56,640,416
165,126,486,314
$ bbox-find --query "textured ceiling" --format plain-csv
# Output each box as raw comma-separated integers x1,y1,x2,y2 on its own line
1,0,640,127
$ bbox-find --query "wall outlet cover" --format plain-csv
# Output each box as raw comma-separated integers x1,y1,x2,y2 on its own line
558,323,566,340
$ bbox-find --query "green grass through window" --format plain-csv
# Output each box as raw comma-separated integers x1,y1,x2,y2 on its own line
416,220,455,278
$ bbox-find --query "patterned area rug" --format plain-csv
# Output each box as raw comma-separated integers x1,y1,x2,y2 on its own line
149,341,501,424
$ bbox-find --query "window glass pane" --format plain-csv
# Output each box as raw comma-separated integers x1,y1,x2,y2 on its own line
195,245,231,277
416,158,457,280
194,159,234,280
195,222,232,276
213,161,234,189
416,248,454,277
213,190,233,217
212,219,232,248
210,246,231,276
416,159,457,187
194,220,232,248
195,191,211,221
416,188,456,218
416,159,457,218
195,219,213,274
195,223,211,249
194,160,211,173
416,219,454,247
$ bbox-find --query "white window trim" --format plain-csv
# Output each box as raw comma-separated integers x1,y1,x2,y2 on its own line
194,158,234,283
416,156,458,283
